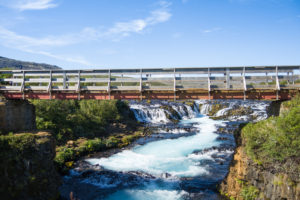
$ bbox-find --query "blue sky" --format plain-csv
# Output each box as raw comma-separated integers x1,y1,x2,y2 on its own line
0,0,299,69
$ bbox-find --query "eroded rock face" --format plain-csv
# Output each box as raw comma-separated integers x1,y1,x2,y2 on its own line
0,99,36,133
219,138,300,200
0,132,61,200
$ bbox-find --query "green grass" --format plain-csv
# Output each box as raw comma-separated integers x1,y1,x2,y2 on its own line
242,95,300,166
54,131,144,173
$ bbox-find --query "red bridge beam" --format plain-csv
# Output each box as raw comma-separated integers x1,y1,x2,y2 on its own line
2,89,299,100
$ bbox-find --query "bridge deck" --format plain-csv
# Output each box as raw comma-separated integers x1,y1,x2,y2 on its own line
1,65,300,100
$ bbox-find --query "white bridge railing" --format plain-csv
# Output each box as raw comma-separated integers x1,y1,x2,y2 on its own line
1,66,300,97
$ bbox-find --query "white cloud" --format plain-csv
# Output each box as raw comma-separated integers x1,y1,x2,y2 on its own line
0,0,57,11
25,49,92,66
202,27,222,33
105,2,171,39
17,0,57,11
0,27,91,65
0,1,172,65
0,27,77,48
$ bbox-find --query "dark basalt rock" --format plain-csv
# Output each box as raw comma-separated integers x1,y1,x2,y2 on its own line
0,132,61,200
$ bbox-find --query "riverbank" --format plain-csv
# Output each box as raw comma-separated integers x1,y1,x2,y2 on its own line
30,99,153,174
0,99,152,199
219,95,300,200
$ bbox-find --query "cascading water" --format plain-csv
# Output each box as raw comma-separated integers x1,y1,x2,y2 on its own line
60,100,271,200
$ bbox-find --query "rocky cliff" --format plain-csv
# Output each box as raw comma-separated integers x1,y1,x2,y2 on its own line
0,132,61,200
219,135,300,200
0,99,36,133
219,99,300,200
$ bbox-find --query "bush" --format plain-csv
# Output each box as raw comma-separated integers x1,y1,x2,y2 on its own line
240,185,259,200
105,136,120,148
31,99,133,144
85,138,106,152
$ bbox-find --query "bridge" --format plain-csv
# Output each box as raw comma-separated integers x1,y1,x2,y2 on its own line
0,65,300,100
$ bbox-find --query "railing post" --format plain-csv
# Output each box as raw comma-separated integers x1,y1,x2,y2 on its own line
208,68,211,100
121,74,123,87
140,69,142,101
243,67,247,100
174,68,176,101
275,66,280,100
77,70,81,100
48,70,52,99
93,73,96,86
108,69,111,100
21,71,25,100
63,71,67,89
226,68,230,89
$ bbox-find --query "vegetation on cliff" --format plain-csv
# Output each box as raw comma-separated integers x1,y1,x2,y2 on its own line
31,99,135,144
0,132,60,200
220,95,300,200
242,95,300,174
31,99,147,173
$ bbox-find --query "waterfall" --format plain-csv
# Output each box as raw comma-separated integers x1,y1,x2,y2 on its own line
195,100,270,121
130,104,171,123
130,102,198,124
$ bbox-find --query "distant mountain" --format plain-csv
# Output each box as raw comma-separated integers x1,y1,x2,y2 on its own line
0,56,61,70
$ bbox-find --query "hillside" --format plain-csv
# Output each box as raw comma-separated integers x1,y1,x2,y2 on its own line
0,56,61,70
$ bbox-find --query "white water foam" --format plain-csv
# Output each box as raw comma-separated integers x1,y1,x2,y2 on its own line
105,186,188,200
195,100,270,121
87,116,224,178
130,104,170,123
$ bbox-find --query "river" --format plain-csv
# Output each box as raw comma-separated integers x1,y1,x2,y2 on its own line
60,100,270,200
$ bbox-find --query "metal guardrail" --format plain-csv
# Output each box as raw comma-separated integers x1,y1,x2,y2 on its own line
0,65,300,100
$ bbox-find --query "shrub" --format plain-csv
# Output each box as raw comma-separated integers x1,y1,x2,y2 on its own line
240,185,259,200
85,138,105,152
105,136,120,148
31,99,133,144
54,148,76,169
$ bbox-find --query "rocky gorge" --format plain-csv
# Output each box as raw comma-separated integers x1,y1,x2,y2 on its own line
59,99,277,200
0,96,299,200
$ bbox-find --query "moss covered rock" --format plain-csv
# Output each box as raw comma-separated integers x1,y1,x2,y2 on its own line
0,132,60,200
0,100,36,134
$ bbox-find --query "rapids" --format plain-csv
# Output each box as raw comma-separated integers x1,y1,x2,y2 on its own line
60,100,271,200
